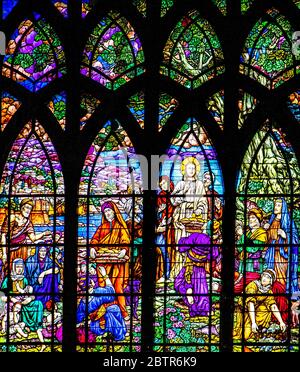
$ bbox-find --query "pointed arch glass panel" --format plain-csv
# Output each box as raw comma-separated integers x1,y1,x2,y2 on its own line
154,118,224,352
161,10,225,89
81,11,145,90
77,120,143,352
234,120,300,352
2,13,66,92
0,120,65,352
240,9,300,89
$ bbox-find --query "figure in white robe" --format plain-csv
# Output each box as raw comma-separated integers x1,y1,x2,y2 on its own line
170,157,208,278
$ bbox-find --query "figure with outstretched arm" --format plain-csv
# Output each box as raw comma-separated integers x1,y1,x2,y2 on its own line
1,199,52,266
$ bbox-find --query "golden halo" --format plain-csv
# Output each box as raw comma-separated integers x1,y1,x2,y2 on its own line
181,157,201,176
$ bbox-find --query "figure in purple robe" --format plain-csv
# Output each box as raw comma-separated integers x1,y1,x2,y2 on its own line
25,246,60,306
175,233,220,317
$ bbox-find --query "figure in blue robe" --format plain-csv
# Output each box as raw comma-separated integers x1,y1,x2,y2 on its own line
25,247,60,306
77,285,127,342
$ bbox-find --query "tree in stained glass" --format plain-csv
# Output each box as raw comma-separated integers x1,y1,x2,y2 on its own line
288,91,300,122
212,0,227,15
81,11,145,90
161,10,224,89
77,120,143,352
80,94,101,130
51,0,68,17
234,121,300,352
2,13,66,92
127,91,145,129
2,0,19,19
47,92,67,130
238,90,258,129
206,90,224,130
154,118,224,352
240,8,300,89
1,92,22,131
158,93,179,132
0,121,64,352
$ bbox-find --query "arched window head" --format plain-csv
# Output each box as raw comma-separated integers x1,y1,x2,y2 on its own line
2,13,66,92
161,10,224,89
240,9,300,89
1,121,64,196
81,11,145,90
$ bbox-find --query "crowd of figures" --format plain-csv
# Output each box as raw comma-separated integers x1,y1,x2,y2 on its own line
1,162,299,350
234,198,300,346
0,199,63,351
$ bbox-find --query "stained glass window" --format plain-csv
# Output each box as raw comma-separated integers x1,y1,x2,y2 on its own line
0,121,64,352
2,13,66,92
155,118,224,352
77,120,143,352
234,121,300,352
81,11,145,90
1,0,300,355
240,8,300,89
161,10,224,89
